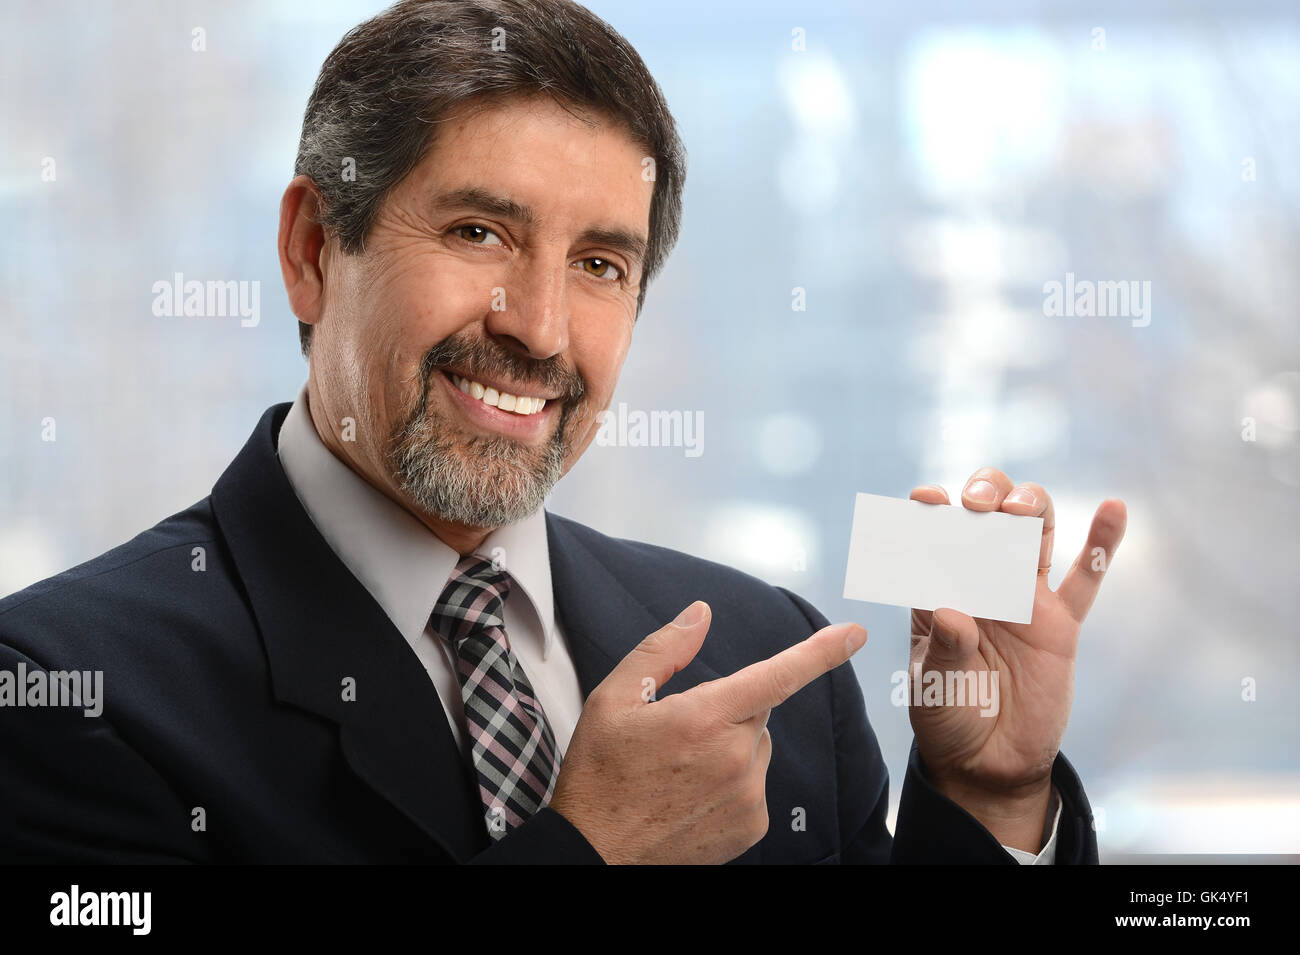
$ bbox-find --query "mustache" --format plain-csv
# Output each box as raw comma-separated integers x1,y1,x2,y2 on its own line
417,333,586,405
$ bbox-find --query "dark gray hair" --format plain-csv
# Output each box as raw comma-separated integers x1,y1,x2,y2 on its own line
293,0,687,357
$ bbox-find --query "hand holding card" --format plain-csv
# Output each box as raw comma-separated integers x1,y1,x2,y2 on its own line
844,469,1127,854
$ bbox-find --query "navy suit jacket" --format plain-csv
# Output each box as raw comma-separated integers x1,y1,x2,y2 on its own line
0,403,1099,863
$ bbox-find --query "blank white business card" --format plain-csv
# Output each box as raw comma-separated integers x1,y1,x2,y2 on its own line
842,492,1044,624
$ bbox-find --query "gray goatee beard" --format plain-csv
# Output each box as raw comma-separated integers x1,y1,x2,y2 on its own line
385,373,574,529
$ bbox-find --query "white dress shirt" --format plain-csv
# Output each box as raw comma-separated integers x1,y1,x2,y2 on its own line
275,384,1060,863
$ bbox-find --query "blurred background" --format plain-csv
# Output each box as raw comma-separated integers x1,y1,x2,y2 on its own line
2,0,1297,860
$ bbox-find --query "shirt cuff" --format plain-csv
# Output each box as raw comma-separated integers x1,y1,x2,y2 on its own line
1002,785,1062,865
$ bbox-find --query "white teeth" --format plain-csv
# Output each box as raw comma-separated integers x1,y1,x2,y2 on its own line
450,373,549,416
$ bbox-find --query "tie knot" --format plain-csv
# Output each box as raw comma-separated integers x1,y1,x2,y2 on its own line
431,555,512,645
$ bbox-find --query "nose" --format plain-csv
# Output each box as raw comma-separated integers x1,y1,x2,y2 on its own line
484,251,570,361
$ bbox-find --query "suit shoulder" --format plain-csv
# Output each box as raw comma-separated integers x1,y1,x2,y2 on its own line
0,497,219,626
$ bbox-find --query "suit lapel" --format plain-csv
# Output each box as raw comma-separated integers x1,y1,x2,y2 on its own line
211,404,486,861
545,511,725,700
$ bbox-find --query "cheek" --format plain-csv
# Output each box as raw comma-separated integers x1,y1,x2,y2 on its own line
387,255,494,351
406,252,500,317
563,326,631,454
571,312,633,402
371,253,499,398
314,270,390,431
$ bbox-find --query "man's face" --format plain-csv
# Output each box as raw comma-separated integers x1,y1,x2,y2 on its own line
306,94,653,531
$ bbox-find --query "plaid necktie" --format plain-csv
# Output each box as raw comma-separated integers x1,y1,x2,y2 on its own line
431,555,561,840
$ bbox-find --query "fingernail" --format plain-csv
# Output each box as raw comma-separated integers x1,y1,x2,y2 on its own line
1006,487,1037,507
672,601,706,628
966,479,996,503
845,625,867,655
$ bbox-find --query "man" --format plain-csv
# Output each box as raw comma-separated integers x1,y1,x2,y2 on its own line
0,0,1125,864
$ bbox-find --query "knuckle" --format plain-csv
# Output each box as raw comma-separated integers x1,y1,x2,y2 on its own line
721,740,750,777
668,700,707,745
628,635,661,661
683,696,722,739
583,684,611,714
713,684,755,728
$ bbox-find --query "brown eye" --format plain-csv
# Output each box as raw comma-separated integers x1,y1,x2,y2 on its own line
455,225,501,246
581,257,621,281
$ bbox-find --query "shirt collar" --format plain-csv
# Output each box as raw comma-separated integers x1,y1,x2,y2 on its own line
275,384,557,658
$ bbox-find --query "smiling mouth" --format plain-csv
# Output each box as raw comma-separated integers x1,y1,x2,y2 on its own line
440,369,552,416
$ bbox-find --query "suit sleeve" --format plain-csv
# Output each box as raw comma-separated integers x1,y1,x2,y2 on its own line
0,641,208,864
468,808,606,864
778,588,1099,865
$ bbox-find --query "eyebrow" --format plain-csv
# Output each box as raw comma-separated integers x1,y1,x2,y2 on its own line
431,186,649,270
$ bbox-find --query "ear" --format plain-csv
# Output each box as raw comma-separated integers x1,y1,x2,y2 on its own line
278,175,330,327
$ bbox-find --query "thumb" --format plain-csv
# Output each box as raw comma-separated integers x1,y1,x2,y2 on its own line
923,608,979,672
599,600,711,706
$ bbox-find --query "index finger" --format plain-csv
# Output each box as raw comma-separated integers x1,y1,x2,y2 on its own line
694,622,867,723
